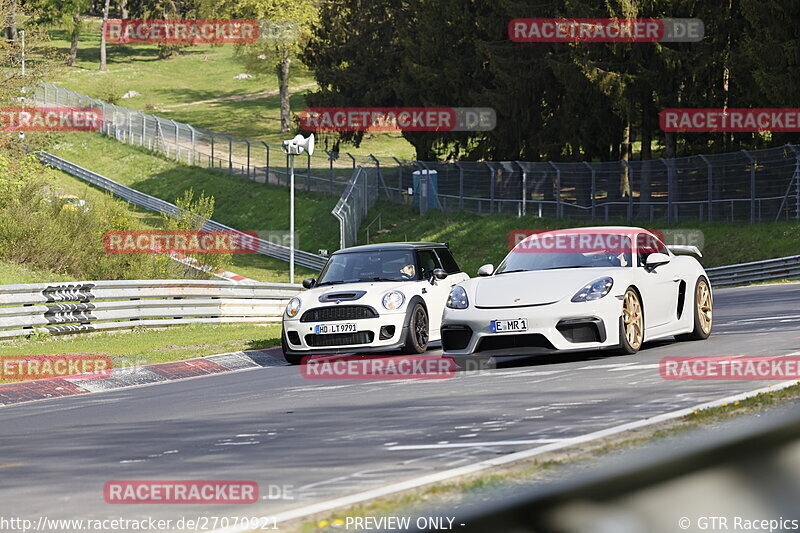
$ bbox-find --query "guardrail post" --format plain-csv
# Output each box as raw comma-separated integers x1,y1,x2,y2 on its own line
742,150,756,223
548,161,562,219
698,154,713,222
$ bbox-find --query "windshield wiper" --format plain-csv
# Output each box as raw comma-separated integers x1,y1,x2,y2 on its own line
494,269,528,275
358,277,399,282
540,265,590,270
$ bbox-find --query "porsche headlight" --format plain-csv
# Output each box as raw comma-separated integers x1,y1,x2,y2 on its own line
571,277,614,303
382,290,405,310
286,297,302,317
446,286,469,309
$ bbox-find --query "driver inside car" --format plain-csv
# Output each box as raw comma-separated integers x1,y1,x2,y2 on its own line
400,264,416,278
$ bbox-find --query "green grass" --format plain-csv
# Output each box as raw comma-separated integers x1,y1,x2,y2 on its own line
0,323,281,380
0,258,77,285
46,24,416,160
37,131,336,281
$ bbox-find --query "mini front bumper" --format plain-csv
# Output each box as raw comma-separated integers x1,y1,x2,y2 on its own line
441,295,623,357
283,309,408,355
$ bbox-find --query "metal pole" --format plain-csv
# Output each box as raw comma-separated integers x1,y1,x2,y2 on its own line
549,162,562,219
455,162,465,210
227,135,233,174
621,160,632,223
483,162,495,214
660,158,672,224
289,154,295,283
245,139,251,178
188,125,196,165
347,152,356,169
699,154,713,222
583,161,596,221
325,150,334,195
211,134,215,168
171,120,180,160
742,150,756,223
393,156,403,203
515,161,526,217
261,142,270,183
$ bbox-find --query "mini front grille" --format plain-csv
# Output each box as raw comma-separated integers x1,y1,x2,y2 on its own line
305,331,374,347
300,305,378,322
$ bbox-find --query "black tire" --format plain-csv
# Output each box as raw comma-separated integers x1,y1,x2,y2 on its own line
281,331,304,365
677,277,713,341
402,303,429,354
616,288,644,355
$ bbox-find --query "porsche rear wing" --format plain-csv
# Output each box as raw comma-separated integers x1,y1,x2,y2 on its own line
667,245,702,258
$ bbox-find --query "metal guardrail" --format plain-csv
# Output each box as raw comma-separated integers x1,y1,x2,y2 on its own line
0,279,301,339
36,152,329,272
706,255,800,286
410,404,800,533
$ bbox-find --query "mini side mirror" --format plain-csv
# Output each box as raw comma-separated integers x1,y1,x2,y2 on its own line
645,253,671,270
302,277,316,289
432,268,448,280
477,264,494,277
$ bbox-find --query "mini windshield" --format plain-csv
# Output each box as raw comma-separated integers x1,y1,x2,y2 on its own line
495,233,633,274
317,250,418,285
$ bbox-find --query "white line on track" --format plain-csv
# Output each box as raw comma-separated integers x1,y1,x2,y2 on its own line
207,379,800,533
609,364,662,371
385,439,566,450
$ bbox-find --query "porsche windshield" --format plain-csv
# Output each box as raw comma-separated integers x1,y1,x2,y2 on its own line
317,250,418,284
496,234,633,273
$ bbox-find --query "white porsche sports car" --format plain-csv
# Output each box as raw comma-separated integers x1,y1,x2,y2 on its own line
281,242,469,364
441,227,712,357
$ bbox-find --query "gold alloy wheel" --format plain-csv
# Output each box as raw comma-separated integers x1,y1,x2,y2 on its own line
697,279,713,334
623,290,644,350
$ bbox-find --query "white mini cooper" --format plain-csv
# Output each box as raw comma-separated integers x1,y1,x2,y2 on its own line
281,242,469,364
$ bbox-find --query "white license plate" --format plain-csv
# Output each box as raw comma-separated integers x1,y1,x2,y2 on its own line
491,318,528,333
315,323,357,334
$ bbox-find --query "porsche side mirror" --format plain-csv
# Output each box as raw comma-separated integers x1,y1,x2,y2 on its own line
432,268,448,281
302,277,316,289
645,253,671,270
477,264,494,277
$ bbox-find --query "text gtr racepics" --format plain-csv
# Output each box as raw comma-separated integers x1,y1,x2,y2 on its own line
281,243,469,364
441,227,712,357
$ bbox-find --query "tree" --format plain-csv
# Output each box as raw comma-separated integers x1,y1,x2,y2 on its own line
28,0,90,66
99,0,110,70
200,0,318,133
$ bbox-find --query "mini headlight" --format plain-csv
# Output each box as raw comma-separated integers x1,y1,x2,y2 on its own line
446,286,469,309
286,297,302,317
571,277,614,303
382,290,405,310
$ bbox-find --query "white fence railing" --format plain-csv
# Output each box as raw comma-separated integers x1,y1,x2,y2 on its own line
0,279,301,339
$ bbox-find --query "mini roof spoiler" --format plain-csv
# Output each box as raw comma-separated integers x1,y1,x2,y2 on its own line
667,245,702,258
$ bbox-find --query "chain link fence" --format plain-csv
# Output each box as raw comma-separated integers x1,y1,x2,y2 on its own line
34,83,800,250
